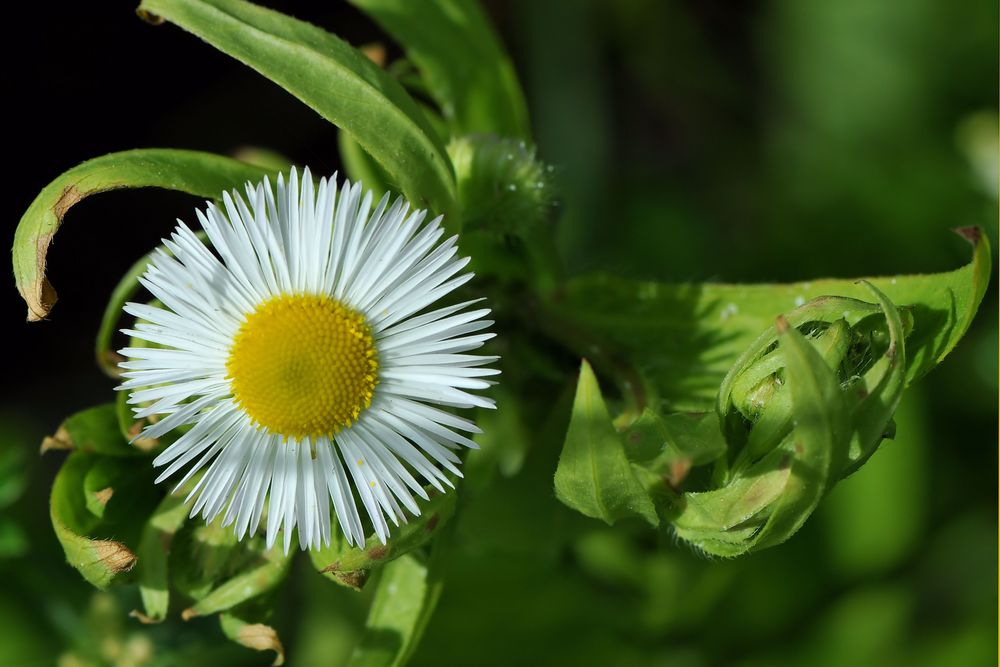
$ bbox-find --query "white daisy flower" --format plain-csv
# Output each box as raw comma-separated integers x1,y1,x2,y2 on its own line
118,168,498,553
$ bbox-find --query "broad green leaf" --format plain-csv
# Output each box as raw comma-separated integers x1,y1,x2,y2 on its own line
42,404,157,457
220,610,285,666
139,0,458,224
554,360,659,526
350,0,531,139
541,229,990,411
132,487,193,623
12,149,270,321
309,490,456,591
347,553,443,667
50,452,159,588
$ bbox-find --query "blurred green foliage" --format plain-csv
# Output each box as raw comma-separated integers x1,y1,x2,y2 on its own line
3,0,995,665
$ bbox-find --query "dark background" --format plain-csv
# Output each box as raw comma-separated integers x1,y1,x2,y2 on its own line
2,1,996,666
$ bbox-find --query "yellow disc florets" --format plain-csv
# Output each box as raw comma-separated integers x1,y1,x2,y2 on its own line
226,294,379,439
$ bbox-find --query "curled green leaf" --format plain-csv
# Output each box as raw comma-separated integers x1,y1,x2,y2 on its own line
50,452,159,588
42,404,157,458
12,149,270,321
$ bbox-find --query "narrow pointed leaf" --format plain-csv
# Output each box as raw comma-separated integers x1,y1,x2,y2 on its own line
554,360,659,526
133,488,193,622
138,0,458,223
349,0,531,139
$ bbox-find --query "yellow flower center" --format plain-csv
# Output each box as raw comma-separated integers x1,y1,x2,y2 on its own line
226,294,378,439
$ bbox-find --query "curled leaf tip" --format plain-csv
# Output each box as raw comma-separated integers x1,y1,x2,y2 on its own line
94,539,137,574
129,609,164,625
26,274,57,322
135,8,164,25
774,315,790,334
40,426,74,454
954,226,982,245
181,607,199,621
236,623,285,666
92,487,114,507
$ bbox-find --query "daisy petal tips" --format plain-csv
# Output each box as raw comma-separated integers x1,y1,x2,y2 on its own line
118,168,498,553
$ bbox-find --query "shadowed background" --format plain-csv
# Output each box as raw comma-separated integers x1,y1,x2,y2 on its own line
2,1,996,665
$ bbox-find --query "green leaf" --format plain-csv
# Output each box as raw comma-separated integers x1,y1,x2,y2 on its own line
42,403,158,457
170,518,293,620
623,409,727,470
49,452,160,588
12,149,270,321
309,489,456,591
541,229,990,411
349,0,531,139
139,0,458,224
750,317,851,550
95,248,161,378
554,360,659,527
671,464,792,535
840,281,907,477
132,487,193,623
347,553,443,667
671,317,851,556
338,131,392,202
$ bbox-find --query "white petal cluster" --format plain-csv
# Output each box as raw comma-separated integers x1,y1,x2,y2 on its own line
119,169,497,551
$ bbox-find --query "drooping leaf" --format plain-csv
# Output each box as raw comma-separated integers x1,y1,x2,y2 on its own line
541,229,990,411
12,149,270,321
138,0,458,224
350,0,531,139
50,452,160,588
347,553,443,667
309,490,456,591
554,360,659,527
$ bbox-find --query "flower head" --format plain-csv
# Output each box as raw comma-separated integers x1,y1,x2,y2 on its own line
119,168,497,552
